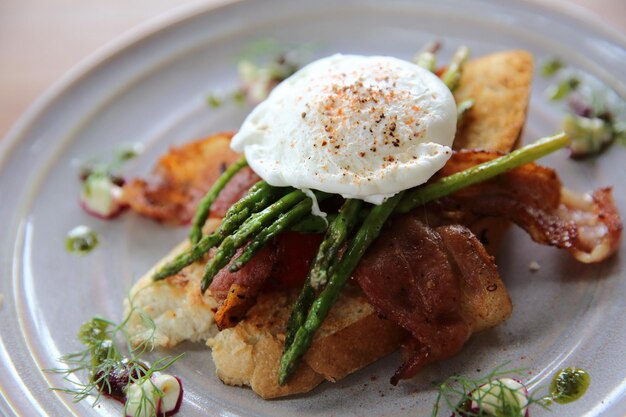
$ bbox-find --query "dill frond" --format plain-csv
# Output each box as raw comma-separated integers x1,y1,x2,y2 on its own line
431,363,553,417
45,291,183,413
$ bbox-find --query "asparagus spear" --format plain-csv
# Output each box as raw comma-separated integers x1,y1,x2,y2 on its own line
283,199,364,350
440,46,470,91
413,41,441,72
279,132,570,384
283,283,315,351
396,132,570,213
228,192,331,272
290,213,336,234
415,51,437,72
153,233,221,281
457,98,474,120
216,181,287,237
200,189,308,292
308,199,363,290
153,180,283,280
279,193,404,384
189,156,248,244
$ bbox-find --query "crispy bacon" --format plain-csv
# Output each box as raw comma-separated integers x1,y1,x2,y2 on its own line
209,242,277,330
125,135,621,370
429,151,622,263
211,167,261,218
270,233,325,288
209,232,322,329
558,187,622,263
209,244,278,303
354,215,510,384
122,132,249,224
122,137,621,263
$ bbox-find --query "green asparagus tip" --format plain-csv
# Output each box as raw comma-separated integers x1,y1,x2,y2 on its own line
415,52,437,72
396,132,569,213
189,156,248,244
457,98,474,119
279,193,403,385
441,45,470,91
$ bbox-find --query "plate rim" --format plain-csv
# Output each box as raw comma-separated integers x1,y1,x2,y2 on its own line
1,0,625,166
0,1,625,416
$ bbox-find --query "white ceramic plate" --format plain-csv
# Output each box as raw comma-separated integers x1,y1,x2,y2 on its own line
1,0,625,416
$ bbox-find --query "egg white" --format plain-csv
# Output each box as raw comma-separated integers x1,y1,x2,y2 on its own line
231,54,457,204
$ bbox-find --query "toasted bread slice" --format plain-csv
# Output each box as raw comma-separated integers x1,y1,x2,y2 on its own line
454,50,533,152
208,245,511,398
123,221,221,348
454,50,533,253
125,50,532,399
208,286,407,399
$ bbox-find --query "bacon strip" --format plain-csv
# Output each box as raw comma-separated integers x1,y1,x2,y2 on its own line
558,187,622,263
210,167,261,218
122,132,256,224
123,136,621,262
209,243,277,330
430,151,622,263
354,215,511,384
209,233,323,329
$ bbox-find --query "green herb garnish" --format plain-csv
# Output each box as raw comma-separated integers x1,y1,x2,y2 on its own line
550,367,590,404
81,143,143,181
431,364,551,417
206,94,223,108
564,114,614,157
547,76,580,101
47,301,182,415
231,89,247,106
541,57,563,77
115,143,144,163
205,38,310,109
543,59,625,157
432,364,592,416
66,225,99,255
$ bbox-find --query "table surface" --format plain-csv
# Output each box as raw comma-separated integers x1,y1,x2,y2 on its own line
0,0,624,139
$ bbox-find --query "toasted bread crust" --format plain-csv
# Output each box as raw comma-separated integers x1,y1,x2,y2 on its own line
208,287,403,398
122,132,240,224
454,50,533,152
303,311,407,382
454,50,533,253
209,51,529,397
208,318,325,399
127,50,533,399
124,232,219,348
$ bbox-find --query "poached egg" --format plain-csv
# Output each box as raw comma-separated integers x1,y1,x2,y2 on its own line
231,54,457,204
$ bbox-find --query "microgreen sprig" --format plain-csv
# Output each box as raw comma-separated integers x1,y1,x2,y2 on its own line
206,38,315,108
79,143,143,183
431,364,554,417
540,57,625,158
47,299,182,414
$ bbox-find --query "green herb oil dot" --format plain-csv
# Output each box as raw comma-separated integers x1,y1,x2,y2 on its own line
66,225,99,255
550,367,590,404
